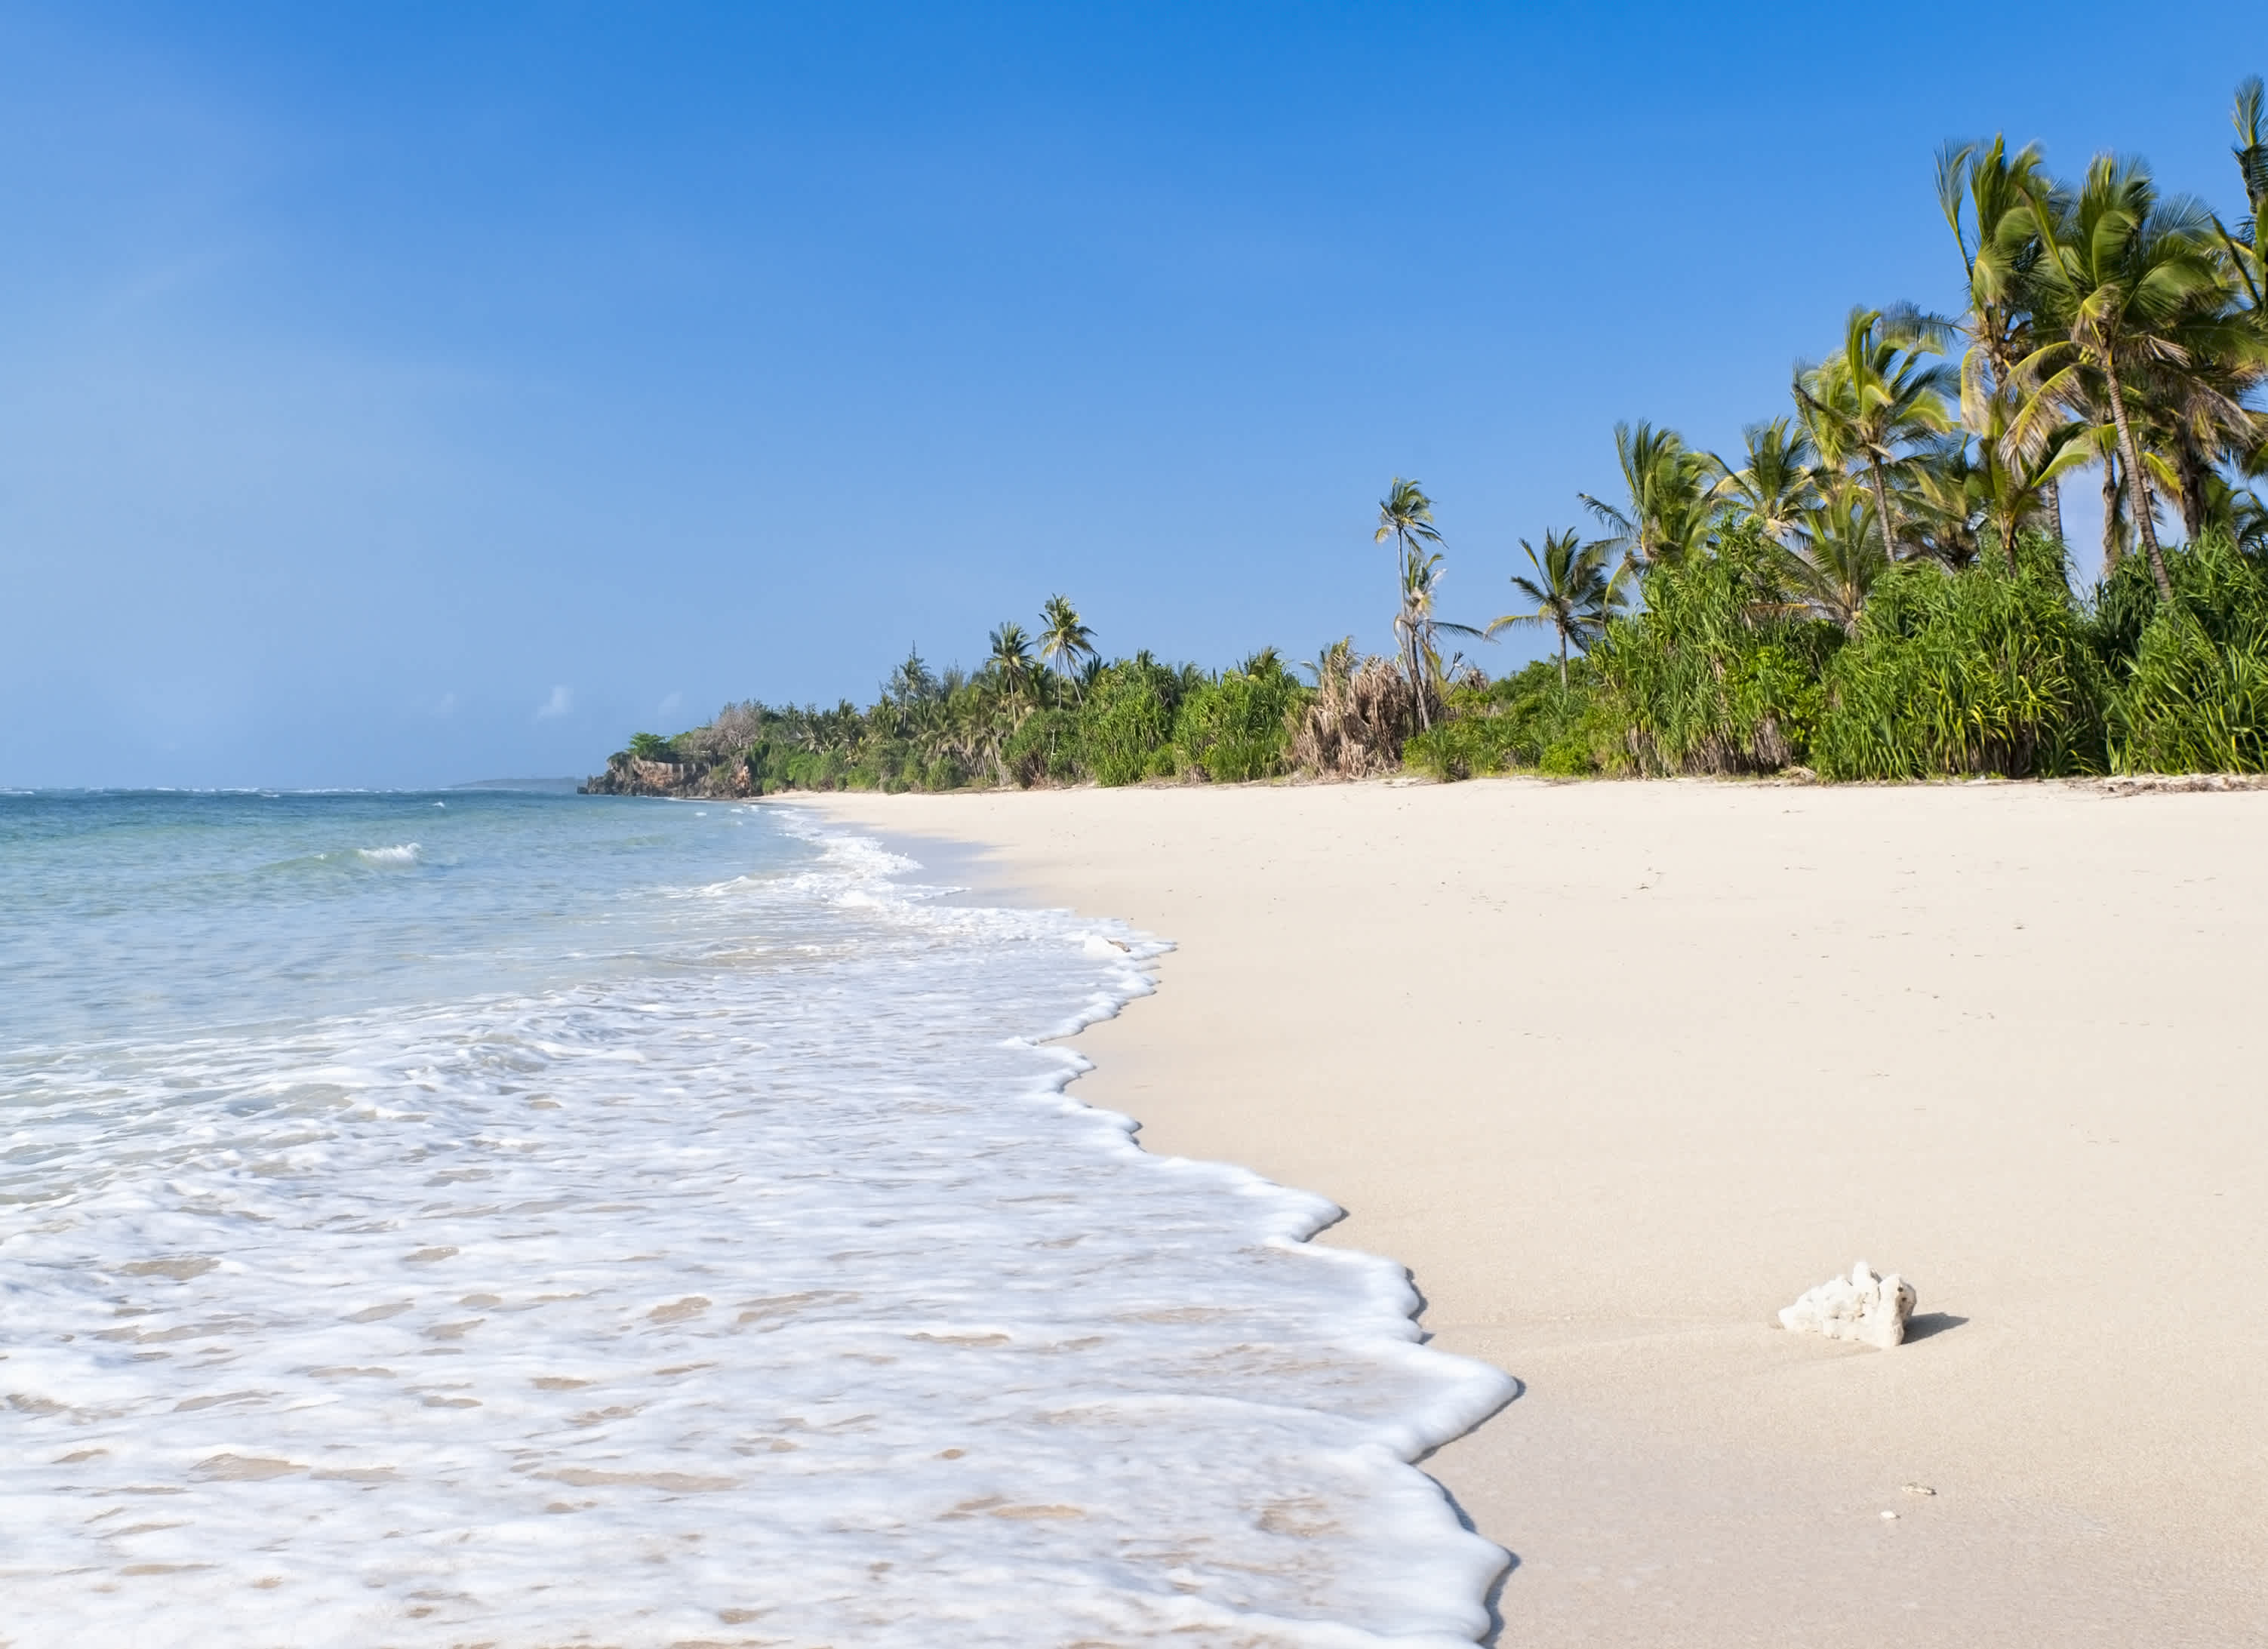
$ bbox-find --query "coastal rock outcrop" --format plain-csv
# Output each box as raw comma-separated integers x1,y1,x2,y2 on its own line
580,754,752,798
1777,1261,1916,1349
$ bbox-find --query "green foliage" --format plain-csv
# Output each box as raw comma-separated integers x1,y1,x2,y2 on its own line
1402,661,1602,779
1587,553,1840,774
1001,706,1082,788
2104,534,2268,773
1079,655,1188,786
626,731,676,761
1814,542,2107,779
1173,658,1309,782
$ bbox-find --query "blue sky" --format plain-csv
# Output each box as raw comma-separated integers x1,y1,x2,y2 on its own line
1,2,2257,786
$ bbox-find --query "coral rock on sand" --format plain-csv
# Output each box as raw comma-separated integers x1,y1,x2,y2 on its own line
1778,1261,1917,1350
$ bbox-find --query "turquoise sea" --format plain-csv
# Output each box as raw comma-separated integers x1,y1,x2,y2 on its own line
0,790,1509,1647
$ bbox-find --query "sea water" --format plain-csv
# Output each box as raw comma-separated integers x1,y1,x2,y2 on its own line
0,791,1511,1647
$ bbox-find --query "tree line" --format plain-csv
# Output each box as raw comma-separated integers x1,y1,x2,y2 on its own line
587,79,2268,797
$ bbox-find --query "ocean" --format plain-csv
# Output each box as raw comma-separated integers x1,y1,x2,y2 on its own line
0,790,1510,1646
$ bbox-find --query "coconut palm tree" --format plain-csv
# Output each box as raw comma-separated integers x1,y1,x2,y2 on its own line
1784,490,1892,635
1974,415,2090,568
1489,528,1614,688
1393,549,1488,725
1795,306,1960,564
2009,155,2250,602
1374,477,1443,571
1937,135,2078,565
1580,421,1717,568
1709,417,1823,543
1375,478,1448,721
1038,595,1097,684
987,621,1037,714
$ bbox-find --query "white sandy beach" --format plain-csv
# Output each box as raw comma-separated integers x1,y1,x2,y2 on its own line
801,779,2268,1647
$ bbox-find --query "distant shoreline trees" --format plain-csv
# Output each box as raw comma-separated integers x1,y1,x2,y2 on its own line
588,78,2268,798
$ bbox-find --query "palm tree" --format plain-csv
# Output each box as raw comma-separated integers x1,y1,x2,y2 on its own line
1393,549,1488,723
987,621,1037,714
1784,490,1893,635
1973,416,2089,568
1038,595,1097,684
2228,76,2268,258
2009,155,2248,602
1374,478,1447,721
1580,421,1717,568
1709,417,1823,543
1489,528,1613,688
1795,306,1960,563
1937,136,2075,565
1374,476,1443,569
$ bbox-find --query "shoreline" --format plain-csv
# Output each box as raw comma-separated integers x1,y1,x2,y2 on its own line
793,777,2268,1646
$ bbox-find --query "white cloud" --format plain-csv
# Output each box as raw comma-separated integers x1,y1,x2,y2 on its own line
658,690,683,718
536,685,574,720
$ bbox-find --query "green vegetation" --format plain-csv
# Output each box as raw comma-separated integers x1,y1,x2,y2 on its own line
591,81,2268,798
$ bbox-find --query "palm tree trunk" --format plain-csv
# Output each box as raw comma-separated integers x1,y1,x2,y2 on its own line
2103,365,2175,603
1558,629,1568,691
2102,451,2124,575
2045,474,2066,551
1868,460,1901,562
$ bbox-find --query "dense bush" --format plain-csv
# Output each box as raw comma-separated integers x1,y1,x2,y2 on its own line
2103,534,2268,773
1172,654,1308,782
1078,656,1190,786
1814,540,2108,780
1402,661,1600,778
1586,552,1839,774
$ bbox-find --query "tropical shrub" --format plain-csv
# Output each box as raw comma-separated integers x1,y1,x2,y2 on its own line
1587,552,1839,774
2104,534,2268,773
1814,540,2107,780
1000,706,1082,788
1174,655,1308,782
1402,661,1601,779
1079,656,1187,786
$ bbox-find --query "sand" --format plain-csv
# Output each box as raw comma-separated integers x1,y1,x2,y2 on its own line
795,779,2268,1647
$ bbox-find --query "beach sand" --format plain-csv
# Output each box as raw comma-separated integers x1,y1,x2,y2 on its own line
798,780,2268,1646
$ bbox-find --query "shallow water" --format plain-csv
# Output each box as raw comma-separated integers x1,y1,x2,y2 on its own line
0,791,1510,1646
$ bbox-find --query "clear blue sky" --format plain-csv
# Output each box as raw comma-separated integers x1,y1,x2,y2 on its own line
2,2,2257,786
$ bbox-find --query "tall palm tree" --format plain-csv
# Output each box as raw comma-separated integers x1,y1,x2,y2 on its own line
987,621,1037,714
1489,528,1613,688
2009,155,2248,601
2230,76,2268,248
1394,549,1488,724
1795,306,1959,563
1038,595,1097,683
1580,421,1717,568
1709,417,1823,543
1374,478,1447,721
1937,136,2074,565
1374,476,1443,570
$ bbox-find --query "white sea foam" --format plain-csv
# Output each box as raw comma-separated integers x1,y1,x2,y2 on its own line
0,810,1513,1646
356,841,422,866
